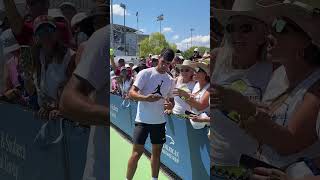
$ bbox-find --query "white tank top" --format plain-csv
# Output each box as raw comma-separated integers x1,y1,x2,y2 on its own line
211,62,273,166
259,69,320,168
173,79,196,114
191,82,210,115
35,49,75,107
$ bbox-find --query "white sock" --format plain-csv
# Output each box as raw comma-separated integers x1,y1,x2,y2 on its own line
152,178,158,180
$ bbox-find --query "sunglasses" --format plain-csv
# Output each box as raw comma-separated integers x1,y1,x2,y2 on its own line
272,17,306,34
195,67,206,73
35,25,56,37
180,68,190,72
225,23,254,34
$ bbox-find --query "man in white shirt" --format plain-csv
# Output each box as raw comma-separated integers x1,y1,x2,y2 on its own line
126,48,175,180
59,25,109,180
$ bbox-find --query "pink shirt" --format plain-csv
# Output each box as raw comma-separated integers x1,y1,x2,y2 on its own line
5,56,20,91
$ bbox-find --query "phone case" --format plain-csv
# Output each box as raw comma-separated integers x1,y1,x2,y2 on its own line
240,154,281,170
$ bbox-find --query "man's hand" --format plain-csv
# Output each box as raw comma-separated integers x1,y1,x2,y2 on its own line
144,94,163,102
164,100,173,110
164,109,173,114
172,88,190,99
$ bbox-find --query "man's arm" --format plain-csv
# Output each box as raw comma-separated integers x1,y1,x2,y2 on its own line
128,85,162,102
3,0,24,35
128,85,146,101
59,75,108,126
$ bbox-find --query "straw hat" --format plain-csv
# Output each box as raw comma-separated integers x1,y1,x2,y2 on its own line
191,59,210,75
176,60,195,70
71,12,88,28
257,0,320,47
213,0,271,25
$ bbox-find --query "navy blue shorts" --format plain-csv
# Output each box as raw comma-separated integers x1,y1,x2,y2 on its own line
133,122,166,145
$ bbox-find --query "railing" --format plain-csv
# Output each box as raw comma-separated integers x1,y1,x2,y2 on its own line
110,94,210,180
0,101,89,180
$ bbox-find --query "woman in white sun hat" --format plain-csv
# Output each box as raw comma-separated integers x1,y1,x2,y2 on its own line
166,60,196,116
173,58,210,129
213,0,320,179
210,0,275,178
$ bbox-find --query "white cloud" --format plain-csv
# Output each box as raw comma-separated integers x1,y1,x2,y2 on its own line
172,35,179,40
176,35,210,51
162,27,173,33
139,28,146,33
112,4,131,16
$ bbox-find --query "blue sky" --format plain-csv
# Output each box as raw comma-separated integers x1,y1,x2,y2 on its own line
111,0,210,51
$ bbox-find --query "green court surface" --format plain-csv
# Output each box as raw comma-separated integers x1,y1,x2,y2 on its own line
110,127,170,180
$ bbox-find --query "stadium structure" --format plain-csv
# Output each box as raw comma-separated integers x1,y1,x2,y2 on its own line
111,24,149,56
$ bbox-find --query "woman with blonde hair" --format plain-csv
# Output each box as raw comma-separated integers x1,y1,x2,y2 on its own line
213,1,320,179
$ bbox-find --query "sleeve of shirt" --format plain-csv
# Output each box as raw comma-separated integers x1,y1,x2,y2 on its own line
167,79,176,98
132,69,147,90
73,27,109,91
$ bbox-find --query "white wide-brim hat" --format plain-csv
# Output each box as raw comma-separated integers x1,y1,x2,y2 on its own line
256,0,320,47
176,60,195,70
213,0,271,25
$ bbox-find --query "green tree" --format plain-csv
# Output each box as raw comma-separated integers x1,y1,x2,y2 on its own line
139,32,176,57
182,46,210,60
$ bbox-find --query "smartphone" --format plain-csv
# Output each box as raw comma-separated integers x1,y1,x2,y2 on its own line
185,110,196,116
240,154,282,171
222,110,241,123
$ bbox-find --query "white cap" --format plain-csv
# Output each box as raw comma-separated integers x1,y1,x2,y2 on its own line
71,12,88,28
59,2,76,10
48,8,65,19
132,65,139,70
1,29,20,55
194,48,199,52
151,55,159,59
